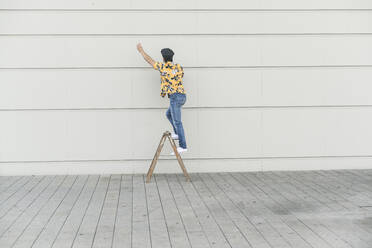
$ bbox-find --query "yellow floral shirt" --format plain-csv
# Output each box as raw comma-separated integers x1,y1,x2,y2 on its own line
153,61,186,97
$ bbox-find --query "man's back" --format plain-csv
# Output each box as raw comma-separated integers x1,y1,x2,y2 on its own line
153,61,185,97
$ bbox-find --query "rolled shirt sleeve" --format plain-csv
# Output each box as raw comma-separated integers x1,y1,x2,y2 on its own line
177,64,184,78
153,61,163,71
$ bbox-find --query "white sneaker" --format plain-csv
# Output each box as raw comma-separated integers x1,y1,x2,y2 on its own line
171,133,179,140
171,147,187,155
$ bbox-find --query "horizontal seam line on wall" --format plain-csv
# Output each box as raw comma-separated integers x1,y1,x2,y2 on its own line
1,33,372,37
1,65,372,70
2,105,372,112
1,9,372,12
2,155,372,164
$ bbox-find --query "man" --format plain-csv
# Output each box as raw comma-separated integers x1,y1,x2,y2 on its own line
136,43,187,154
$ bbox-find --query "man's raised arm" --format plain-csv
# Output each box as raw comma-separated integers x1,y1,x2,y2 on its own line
137,43,156,67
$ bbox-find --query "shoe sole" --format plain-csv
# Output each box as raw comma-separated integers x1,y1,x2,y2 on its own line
171,151,187,155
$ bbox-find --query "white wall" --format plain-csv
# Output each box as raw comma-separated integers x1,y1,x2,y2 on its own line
1,1,372,175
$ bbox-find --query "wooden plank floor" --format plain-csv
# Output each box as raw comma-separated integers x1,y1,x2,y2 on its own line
0,170,371,248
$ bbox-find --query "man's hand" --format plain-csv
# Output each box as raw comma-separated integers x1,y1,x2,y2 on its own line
136,42,156,67
137,43,144,54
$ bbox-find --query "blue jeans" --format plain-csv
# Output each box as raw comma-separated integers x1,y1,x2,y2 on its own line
166,93,187,149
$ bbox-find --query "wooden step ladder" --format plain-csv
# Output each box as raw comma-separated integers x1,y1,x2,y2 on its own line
146,131,191,183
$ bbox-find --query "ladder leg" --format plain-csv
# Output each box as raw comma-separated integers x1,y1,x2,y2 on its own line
146,133,167,183
167,136,191,181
